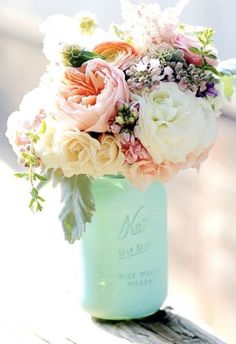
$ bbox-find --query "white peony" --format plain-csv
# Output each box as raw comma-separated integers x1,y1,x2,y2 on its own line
207,84,225,118
134,82,219,164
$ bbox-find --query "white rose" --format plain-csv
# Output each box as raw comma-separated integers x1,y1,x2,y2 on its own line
134,82,218,163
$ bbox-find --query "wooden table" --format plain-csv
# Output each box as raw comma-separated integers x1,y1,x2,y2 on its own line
94,307,225,344
0,307,224,343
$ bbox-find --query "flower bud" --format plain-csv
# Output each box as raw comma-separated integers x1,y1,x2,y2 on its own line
115,116,124,125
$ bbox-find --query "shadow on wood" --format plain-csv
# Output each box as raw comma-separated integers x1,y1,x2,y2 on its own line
93,307,225,344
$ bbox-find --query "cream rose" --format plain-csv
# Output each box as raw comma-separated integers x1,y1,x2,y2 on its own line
36,122,101,176
53,130,100,177
98,134,124,175
56,58,130,132
134,82,218,164
36,122,124,177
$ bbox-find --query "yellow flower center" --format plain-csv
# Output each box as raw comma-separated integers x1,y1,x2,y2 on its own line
79,17,96,34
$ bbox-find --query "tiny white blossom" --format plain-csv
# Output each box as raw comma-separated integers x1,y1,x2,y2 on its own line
149,58,161,69
119,0,189,51
136,61,147,72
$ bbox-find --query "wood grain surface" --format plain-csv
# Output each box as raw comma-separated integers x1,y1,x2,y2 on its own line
94,308,225,344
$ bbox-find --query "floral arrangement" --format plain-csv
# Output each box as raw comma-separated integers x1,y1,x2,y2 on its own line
6,0,235,243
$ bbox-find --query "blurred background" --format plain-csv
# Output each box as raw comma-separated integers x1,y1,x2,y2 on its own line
0,0,236,343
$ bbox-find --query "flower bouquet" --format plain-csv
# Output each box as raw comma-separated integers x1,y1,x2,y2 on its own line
6,0,236,320
6,0,235,242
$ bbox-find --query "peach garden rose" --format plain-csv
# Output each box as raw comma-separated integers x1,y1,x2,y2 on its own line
56,58,130,132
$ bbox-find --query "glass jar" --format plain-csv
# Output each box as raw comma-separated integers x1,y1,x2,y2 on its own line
79,176,167,320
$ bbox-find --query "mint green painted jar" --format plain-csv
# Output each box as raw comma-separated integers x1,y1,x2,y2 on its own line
80,176,167,320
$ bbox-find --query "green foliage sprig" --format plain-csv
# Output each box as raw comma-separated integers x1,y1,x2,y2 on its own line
189,28,219,76
15,121,48,212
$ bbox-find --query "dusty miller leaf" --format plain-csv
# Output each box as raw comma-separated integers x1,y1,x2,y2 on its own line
59,175,95,244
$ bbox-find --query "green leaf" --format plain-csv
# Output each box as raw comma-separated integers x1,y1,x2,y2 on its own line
59,175,95,243
38,195,45,202
14,172,28,178
197,28,215,46
204,64,222,76
36,203,43,212
34,173,48,182
31,187,39,199
21,152,37,165
29,198,35,209
75,50,104,67
26,132,40,143
189,47,202,56
206,53,217,60
39,120,46,134
35,169,53,191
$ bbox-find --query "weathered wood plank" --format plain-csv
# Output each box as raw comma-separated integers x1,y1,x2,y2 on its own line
93,308,225,344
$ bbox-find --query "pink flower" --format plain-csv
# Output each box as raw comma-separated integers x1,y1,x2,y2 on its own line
120,135,150,164
124,159,180,190
172,32,218,67
56,59,130,132
180,146,212,171
6,88,47,158
122,145,213,190
110,123,122,134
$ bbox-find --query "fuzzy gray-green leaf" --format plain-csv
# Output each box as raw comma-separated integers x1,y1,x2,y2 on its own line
59,175,95,243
